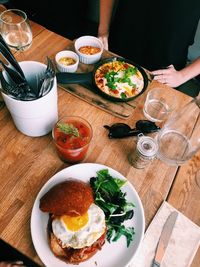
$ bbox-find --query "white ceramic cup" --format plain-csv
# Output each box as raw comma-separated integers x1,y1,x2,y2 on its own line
1,61,58,137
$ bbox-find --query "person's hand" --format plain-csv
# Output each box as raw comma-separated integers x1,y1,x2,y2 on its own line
0,261,26,267
98,34,109,50
151,65,184,87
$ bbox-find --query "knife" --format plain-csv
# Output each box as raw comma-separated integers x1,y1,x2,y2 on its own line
152,211,178,267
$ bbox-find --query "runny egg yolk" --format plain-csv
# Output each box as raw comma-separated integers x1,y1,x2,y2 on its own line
61,212,89,231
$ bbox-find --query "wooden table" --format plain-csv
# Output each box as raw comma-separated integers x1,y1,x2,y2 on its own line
0,22,199,267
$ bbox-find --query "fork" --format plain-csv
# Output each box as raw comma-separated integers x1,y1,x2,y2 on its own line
45,57,56,78
37,57,55,97
38,77,54,97
0,71,36,100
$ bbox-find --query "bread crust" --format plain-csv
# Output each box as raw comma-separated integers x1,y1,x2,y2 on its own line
39,179,94,216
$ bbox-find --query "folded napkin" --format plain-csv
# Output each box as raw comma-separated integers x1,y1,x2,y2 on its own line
129,201,200,267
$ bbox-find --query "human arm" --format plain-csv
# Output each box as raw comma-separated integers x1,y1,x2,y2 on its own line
98,0,115,50
151,57,200,87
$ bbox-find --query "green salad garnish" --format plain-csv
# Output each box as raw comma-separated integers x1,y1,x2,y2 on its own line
90,169,135,247
57,122,79,137
104,63,137,91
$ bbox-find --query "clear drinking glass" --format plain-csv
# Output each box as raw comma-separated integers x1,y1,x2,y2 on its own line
52,116,93,163
143,87,176,122
0,9,32,53
156,94,200,166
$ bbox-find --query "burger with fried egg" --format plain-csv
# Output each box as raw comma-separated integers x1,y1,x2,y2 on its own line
39,179,106,264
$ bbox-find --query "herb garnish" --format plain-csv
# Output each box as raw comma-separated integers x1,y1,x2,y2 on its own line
57,122,79,137
104,63,138,93
90,169,135,247
120,92,127,99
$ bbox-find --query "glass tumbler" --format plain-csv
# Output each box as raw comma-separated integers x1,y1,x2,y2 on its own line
143,87,176,122
156,95,200,166
52,116,93,163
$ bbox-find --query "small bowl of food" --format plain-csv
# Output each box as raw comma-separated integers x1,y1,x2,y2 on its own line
55,50,79,73
74,35,103,64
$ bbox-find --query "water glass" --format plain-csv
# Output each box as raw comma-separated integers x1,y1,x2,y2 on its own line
156,96,200,166
143,87,176,122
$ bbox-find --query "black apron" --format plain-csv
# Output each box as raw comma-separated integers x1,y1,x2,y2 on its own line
109,0,200,70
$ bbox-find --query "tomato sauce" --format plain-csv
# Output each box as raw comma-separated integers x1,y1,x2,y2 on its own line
53,117,92,163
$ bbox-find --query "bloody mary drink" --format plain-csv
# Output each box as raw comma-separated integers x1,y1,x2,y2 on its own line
52,116,92,163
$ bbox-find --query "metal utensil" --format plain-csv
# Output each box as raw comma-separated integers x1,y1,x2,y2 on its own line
38,57,55,97
152,211,178,267
38,77,54,97
0,71,36,100
46,57,56,78
0,60,27,85
0,34,25,78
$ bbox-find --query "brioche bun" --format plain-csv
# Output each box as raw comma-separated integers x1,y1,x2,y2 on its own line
39,179,94,216
39,179,106,264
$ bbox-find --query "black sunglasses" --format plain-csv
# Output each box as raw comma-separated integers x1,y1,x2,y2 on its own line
104,120,160,138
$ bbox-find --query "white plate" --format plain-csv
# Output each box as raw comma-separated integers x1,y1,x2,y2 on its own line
31,163,145,267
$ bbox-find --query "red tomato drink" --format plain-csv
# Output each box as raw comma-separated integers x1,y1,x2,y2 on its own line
52,116,92,163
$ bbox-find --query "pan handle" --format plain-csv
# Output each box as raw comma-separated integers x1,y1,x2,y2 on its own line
56,72,93,84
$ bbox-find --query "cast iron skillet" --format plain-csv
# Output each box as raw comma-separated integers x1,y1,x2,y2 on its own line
56,57,149,102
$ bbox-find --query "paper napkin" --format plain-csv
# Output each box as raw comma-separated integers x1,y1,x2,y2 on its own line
129,201,200,267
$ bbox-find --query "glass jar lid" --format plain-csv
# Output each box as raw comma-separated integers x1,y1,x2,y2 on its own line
137,136,158,157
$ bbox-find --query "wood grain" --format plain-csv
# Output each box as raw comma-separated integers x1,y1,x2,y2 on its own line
0,22,199,267
168,149,200,267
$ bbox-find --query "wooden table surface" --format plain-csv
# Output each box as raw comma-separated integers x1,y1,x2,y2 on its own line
0,21,199,267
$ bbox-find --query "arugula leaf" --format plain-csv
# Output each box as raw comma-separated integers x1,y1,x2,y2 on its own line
90,169,135,247
107,224,135,247
97,168,109,177
114,178,127,188
112,225,135,247
110,210,134,224
97,169,119,194
107,226,115,243
96,199,119,215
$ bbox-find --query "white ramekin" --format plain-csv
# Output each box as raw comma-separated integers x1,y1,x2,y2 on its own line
74,36,103,64
55,50,79,73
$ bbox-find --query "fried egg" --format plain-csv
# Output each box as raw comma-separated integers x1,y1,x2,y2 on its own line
52,203,106,249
